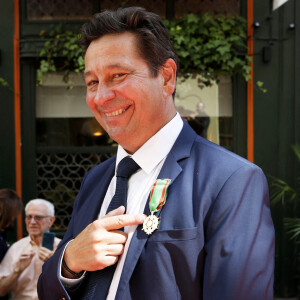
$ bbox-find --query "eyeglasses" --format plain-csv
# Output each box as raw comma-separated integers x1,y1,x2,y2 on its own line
25,215,51,222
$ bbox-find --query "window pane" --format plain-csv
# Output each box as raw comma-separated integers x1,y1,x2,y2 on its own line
175,75,233,151
36,73,115,147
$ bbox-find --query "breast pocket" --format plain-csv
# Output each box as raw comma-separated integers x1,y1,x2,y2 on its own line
131,226,204,300
147,226,201,242
144,226,204,272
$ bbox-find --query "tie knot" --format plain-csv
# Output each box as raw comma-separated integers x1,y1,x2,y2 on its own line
117,157,140,179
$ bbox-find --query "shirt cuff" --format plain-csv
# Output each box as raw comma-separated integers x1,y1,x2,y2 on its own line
59,240,86,289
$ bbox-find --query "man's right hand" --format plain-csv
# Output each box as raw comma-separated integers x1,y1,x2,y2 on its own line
14,251,35,274
62,206,145,276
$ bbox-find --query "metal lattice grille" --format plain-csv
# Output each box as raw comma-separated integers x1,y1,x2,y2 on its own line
174,0,240,17
26,0,93,20
36,150,116,234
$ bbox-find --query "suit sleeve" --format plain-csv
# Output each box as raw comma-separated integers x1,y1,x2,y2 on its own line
203,165,275,300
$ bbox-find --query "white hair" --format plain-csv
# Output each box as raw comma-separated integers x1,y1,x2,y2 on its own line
25,199,55,216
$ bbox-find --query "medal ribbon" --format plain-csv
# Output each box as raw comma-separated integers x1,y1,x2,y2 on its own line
149,179,171,213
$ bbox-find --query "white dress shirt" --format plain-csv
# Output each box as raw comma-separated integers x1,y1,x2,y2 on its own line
61,113,183,299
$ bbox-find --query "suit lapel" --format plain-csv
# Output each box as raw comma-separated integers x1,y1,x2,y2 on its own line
73,159,116,234
115,122,197,299
91,162,116,221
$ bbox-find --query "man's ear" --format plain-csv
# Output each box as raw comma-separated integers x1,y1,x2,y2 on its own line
48,216,55,228
161,58,177,98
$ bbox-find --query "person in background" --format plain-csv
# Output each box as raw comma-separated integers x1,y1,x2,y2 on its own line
0,199,61,300
187,101,210,139
0,189,23,300
0,189,23,262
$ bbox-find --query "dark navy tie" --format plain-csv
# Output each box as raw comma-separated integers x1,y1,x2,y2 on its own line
78,157,140,300
106,157,140,213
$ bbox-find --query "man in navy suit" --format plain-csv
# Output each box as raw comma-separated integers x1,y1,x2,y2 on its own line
38,7,274,300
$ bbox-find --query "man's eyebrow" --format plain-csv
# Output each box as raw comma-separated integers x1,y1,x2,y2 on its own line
84,64,134,78
84,71,89,78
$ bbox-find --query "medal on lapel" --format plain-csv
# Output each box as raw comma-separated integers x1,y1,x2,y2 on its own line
142,179,171,235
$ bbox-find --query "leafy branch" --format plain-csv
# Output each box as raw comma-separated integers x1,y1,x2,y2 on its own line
37,14,252,87
165,13,251,86
285,218,300,242
270,145,300,206
0,77,12,91
37,24,84,85
270,145,300,240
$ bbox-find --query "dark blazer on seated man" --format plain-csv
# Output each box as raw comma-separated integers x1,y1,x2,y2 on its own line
37,6,274,300
38,122,274,300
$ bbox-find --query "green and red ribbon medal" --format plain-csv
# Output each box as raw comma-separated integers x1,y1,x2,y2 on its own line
142,179,171,235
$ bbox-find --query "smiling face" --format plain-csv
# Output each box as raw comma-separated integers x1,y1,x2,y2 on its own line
84,32,177,153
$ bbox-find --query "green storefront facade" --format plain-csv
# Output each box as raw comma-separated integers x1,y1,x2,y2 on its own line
0,0,299,297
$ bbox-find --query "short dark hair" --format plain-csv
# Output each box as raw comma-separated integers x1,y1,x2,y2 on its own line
79,7,179,78
0,189,22,229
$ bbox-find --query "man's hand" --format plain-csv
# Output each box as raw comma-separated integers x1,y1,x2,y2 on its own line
0,250,35,296
63,206,145,276
39,246,56,262
14,250,35,274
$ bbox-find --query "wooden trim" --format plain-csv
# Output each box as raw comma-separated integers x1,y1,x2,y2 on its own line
14,0,22,240
247,0,254,163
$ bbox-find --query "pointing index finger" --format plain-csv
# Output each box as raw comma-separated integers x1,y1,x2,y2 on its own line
103,213,146,231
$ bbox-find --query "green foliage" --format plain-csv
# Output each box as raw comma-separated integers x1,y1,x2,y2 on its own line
271,145,300,206
285,218,300,241
37,13,251,87
271,145,300,239
270,177,298,205
292,144,300,163
165,13,251,86
270,145,300,297
256,81,267,93
0,77,11,90
37,24,84,85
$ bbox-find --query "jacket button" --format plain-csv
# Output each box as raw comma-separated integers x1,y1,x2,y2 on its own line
59,297,66,300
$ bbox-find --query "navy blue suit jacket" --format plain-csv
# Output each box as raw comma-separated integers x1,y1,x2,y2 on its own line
38,122,274,299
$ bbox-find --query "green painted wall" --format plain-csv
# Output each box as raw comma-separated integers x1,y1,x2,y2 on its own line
253,0,300,297
0,2,15,189
0,0,299,296
0,1,18,243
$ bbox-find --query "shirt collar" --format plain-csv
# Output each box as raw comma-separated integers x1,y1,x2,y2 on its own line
29,235,39,247
116,112,183,174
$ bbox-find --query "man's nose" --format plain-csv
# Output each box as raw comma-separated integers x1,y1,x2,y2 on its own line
94,84,115,105
30,217,37,224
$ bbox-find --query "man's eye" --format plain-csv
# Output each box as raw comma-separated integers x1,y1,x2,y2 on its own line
113,73,126,79
87,80,98,86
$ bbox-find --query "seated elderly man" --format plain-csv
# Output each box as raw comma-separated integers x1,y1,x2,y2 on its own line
0,199,60,300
